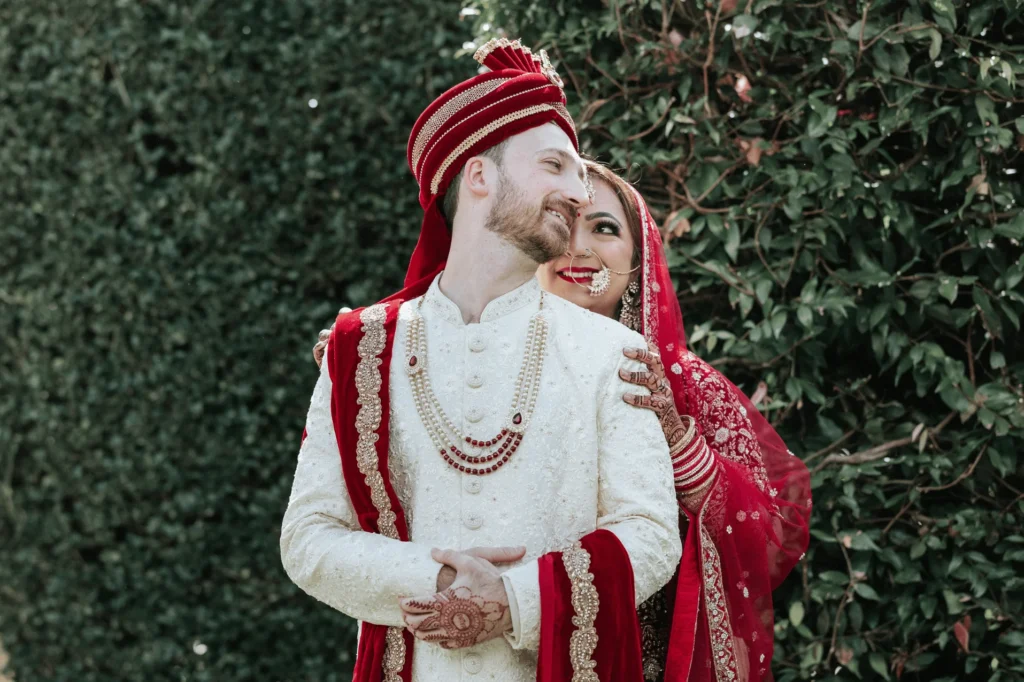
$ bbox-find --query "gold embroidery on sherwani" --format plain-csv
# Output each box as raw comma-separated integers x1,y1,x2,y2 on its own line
354,303,405,682
699,523,739,682
563,541,600,682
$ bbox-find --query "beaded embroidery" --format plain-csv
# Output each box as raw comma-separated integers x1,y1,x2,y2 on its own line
354,304,406,682
700,525,739,682
430,102,558,195
563,541,600,682
411,77,512,172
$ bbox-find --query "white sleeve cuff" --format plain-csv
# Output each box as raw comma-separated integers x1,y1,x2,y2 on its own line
501,560,541,650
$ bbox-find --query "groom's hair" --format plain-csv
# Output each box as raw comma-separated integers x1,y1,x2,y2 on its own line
440,139,510,231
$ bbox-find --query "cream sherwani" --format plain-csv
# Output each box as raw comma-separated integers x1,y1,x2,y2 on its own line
281,276,681,682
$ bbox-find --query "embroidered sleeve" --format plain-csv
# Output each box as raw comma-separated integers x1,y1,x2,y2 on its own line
280,348,441,626
595,346,682,604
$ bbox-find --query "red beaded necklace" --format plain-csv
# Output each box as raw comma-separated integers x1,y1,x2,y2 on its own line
406,293,548,476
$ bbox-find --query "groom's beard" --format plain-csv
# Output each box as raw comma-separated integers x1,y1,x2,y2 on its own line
485,173,569,264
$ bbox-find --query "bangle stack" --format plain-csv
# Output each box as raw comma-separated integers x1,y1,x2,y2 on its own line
671,416,717,496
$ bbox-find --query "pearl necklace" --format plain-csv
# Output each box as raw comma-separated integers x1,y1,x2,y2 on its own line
405,293,548,476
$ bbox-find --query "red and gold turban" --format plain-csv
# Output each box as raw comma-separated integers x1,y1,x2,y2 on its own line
403,38,578,287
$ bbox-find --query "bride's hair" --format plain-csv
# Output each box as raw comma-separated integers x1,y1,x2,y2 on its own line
581,160,643,270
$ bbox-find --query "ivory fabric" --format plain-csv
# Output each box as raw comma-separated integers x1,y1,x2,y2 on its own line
281,276,681,681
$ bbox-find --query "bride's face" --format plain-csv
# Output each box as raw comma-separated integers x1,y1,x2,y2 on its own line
537,179,637,319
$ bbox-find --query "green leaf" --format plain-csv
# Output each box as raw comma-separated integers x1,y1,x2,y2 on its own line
972,286,1004,338
798,305,814,328
991,351,1006,369
755,279,773,304
732,14,759,38
943,589,964,614
870,653,892,681
790,601,805,627
928,0,957,30
927,29,942,60
855,583,881,600
938,279,958,303
974,94,999,128
724,221,741,262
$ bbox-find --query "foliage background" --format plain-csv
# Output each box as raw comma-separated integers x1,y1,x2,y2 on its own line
2,0,1023,681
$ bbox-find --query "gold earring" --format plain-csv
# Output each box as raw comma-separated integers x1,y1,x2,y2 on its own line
618,280,641,330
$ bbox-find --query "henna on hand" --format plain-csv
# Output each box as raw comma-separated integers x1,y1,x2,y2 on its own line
403,587,507,649
623,342,688,451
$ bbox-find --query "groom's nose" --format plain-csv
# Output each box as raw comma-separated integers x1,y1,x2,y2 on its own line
561,173,590,209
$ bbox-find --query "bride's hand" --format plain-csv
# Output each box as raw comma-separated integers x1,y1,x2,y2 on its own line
312,325,334,368
621,342,688,451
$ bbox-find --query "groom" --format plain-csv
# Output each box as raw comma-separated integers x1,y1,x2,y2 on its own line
281,39,680,682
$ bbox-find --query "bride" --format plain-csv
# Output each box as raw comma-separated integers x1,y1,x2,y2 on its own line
313,160,811,682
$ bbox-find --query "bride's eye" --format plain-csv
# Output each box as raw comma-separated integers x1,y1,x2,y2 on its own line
594,221,621,236
546,159,563,170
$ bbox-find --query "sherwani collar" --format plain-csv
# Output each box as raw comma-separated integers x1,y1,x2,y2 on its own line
422,273,541,326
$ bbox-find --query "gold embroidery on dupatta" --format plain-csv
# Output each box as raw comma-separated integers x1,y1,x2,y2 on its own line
563,541,600,682
699,524,739,682
354,303,405,682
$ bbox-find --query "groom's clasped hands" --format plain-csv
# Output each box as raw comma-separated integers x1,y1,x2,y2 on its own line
398,545,527,650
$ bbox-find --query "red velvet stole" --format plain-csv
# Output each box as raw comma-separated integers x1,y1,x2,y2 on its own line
537,528,645,682
324,267,646,681
664,506,704,682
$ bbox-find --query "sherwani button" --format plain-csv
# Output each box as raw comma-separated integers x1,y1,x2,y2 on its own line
466,408,483,423
469,336,487,352
463,652,482,674
463,512,483,530
464,479,482,494
467,375,483,389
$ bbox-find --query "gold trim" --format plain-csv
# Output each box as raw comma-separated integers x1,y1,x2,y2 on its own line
473,37,513,64
430,103,556,195
420,84,553,191
354,303,405,682
411,78,512,173
699,526,739,682
563,541,600,682
383,627,406,682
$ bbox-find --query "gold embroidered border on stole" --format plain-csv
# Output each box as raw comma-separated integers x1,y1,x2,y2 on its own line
354,303,405,682
699,525,739,682
562,541,600,682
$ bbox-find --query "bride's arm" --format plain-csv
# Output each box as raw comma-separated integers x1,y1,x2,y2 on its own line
622,343,719,510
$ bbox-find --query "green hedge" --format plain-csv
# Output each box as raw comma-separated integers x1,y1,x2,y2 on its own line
3,0,1023,681
471,0,1024,680
0,2,470,680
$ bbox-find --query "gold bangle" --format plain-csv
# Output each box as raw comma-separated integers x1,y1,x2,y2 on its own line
668,415,697,457
678,466,718,500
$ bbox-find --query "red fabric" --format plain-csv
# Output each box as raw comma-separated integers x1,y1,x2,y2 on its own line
325,264,441,682
537,529,645,682
626,186,812,681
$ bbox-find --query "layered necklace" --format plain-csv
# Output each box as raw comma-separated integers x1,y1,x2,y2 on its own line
405,292,548,476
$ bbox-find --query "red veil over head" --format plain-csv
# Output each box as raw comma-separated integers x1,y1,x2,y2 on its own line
624,182,812,682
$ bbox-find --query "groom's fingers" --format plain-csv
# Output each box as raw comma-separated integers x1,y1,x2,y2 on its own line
464,545,527,564
431,547,478,572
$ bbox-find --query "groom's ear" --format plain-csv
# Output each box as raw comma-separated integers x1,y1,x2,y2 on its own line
463,157,492,199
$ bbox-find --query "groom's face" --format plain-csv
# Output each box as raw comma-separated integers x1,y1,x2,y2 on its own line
484,125,589,264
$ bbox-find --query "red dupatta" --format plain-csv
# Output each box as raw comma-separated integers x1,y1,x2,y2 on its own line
625,185,812,682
